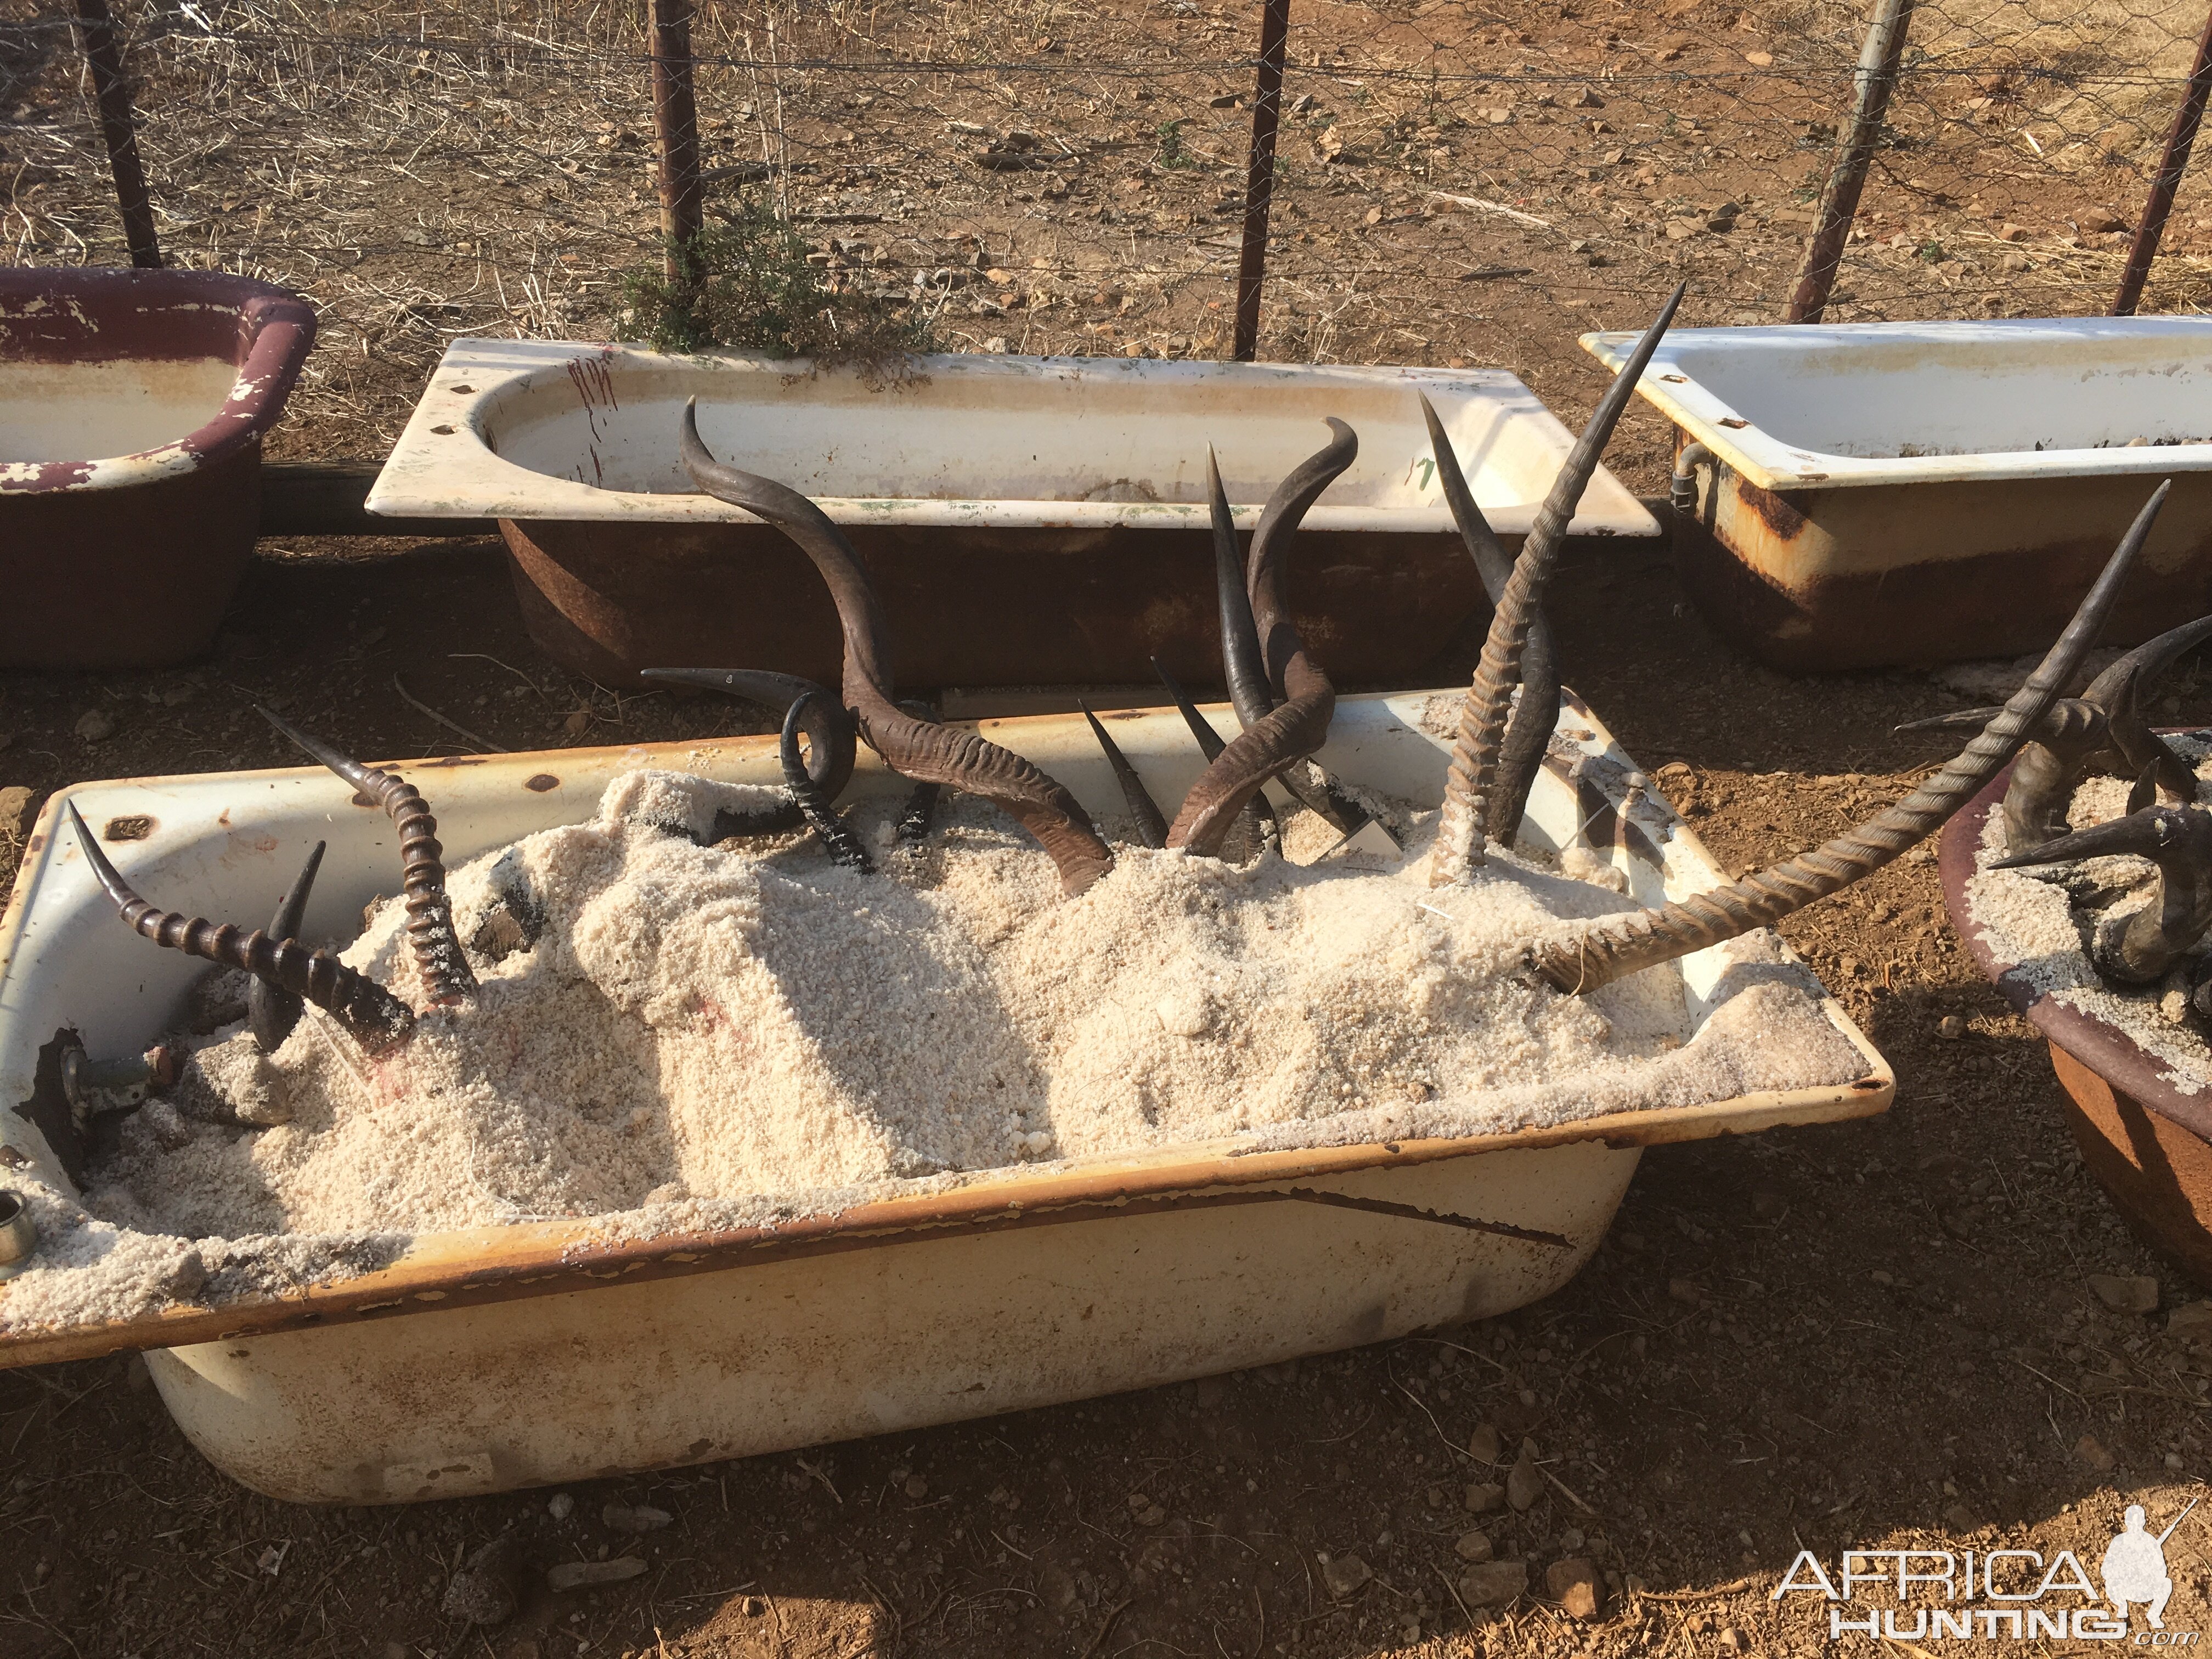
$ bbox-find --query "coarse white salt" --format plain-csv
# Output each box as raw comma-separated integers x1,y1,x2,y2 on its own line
0,766,1863,1334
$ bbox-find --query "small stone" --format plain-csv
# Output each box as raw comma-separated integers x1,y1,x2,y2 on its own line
1321,1553,1372,1599
2090,1273,2159,1314
904,1475,928,1499
1752,1189,1788,1220
1546,1557,1601,1618
1718,1627,1749,1652
75,709,115,743
600,1502,672,1533
1743,49,1774,66
2074,1434,2116,1472
1466,1423,1501,1463
1568,87,1603,108
1943,1501,1981,1531
1464,1482,1505,1514
1668,1279,1705,1306
1664,218,1703,240
1455,1529,1494,1562
443,1532,527,1626
1506,1444,1544,1511
2169,1301,2212,1344
1996,223,2029,242
162,1247,207,1302
1459,1559,1528,1607
548,1493,575,1520
547,1557,646,1592
981,336,1009,353
562,710,592,736
0,786,32,838
1938,1014,1968,1039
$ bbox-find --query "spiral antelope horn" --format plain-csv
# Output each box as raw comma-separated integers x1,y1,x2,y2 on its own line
70,806,413,1051
1208,451,1379,841
2080,612,2212,798
681,400,1112,895
1533,480,2170,994
639,668,859,812
248,839,325,1053
1151,656,1276,860
1895,699,2108,856
1167,419,1357,858
1419,392,1558,847
257,708,476,1006
1993,802,2212,984
1430,281,1686,885
1896,611,2212,857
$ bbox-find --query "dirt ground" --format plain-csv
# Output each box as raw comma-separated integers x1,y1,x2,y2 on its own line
6,517,2212,1659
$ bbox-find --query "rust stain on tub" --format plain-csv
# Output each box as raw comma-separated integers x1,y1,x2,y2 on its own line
524,774,560,792
1733,476,1810,539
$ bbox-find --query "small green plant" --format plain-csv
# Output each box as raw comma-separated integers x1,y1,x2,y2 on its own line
615,195,931,373
1155,118,1194,170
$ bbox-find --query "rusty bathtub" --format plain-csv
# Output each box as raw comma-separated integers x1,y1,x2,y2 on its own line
1584,316,2212,673
0,691,1887,1502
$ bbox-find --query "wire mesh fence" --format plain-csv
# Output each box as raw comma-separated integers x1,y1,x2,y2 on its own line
6,0,2212,461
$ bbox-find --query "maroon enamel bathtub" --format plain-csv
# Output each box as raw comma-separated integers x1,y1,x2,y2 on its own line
0,268,316,669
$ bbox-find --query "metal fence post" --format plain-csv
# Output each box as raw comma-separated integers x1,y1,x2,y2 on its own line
1785,0,1914,323
651,0,706,283
71,0,161,268
2114,0,2212,315
1231,0,1293,361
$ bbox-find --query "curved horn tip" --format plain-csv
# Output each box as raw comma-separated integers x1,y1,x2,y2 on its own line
1894,707,2002,733
65,802,126,899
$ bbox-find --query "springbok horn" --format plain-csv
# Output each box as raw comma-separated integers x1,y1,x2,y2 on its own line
248,839,325,1054
781,694,872,872
1896,699,2108,855
639,668,859,805
1167,420,1356,858
257,708,476,1006
1210,450,1380,841
1533,481,2170,994
1151,656,1277,859
1993,802,2212,983
1419,391,1559,847
1081,698,1168,849
1431,281,1687,884
2080,613,2212,798
71,806,413,1050
681,402,1112,896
